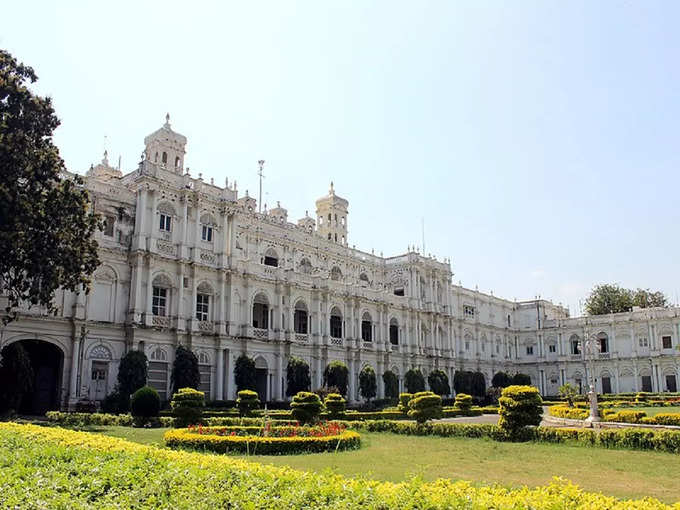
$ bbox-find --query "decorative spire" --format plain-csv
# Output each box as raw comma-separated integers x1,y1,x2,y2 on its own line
164,113,171,128
329,181,335,195
102,150,109,166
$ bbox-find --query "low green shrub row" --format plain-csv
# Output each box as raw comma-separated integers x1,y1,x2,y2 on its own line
45,411,173,428
3,422,674,509
345,420,680,453
548,405,589,420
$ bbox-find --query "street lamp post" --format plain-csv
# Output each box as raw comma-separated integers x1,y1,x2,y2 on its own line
581,334,600,424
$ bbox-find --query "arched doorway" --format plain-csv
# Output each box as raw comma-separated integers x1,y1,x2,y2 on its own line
10,340,64,415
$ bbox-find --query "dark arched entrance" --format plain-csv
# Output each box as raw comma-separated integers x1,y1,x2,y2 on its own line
14,340,64,415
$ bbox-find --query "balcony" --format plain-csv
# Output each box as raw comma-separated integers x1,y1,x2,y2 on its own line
569,354,582,361
252,327,269,340
155,239,176,257
330,336,343,346
151,315,171,329
197,320,214,334
295,333,309,343
598,352,611,360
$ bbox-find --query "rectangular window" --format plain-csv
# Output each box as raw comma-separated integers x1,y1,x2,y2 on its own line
549,344,556,353
641,375,653,392
526,346,534,355
361,321,372,342
662,335,672,349
201,225,213,242
196,293,209,321
159,214,172,232
463,305,475,318
152,287,167,317
465,341,470,351
103,216,115,237
639,337,649,347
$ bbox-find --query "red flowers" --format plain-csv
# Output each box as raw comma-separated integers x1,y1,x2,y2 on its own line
187,421,347,439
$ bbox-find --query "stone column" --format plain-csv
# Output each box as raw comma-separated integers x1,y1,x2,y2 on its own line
69,337,81,405
216,347,224,401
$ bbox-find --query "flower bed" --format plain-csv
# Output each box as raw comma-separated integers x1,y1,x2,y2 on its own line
164,421,361,454
0,423,676,509
548,405,589,420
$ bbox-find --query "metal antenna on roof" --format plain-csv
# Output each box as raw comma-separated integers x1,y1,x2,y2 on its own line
257,160,266,213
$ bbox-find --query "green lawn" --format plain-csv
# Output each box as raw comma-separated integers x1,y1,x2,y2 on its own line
611,406,680,417
81,425,680,503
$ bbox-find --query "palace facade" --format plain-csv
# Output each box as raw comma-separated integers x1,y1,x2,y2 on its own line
3,116,680,412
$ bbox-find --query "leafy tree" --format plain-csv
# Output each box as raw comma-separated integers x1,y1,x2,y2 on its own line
0,342,34,412
471,371,486,397
286,357,311,396
234,354,256,392
511,373,531,386
0,49,101,325
359,365,377,401
453,370,473,395
117,350,148,411
427,369,451,396
584,284,668,316
492,371,512,388
404,368,425,393
558,383,578,407
382,370,399,400
323,361,349,396
171,345,200,394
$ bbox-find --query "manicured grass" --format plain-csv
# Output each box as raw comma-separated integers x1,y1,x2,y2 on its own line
611,406,680,417
83,425,680,502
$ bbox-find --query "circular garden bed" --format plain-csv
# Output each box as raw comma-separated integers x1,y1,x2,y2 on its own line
164,422,361,455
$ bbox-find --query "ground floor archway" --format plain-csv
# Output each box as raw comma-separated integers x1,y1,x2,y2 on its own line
13,339,64,415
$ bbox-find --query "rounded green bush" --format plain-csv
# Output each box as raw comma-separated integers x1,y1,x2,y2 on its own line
498,385,542,438
291,391,323,425
407,391,442,424
236,390,260,417
171,387,205,427
397,393,413,414
454,393,473,411
324,393,346,418
130,386,160,423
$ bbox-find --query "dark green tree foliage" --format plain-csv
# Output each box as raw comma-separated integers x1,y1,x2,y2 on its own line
234,355,256,392
171,345,200,394
323,361,349,396
290,391,323,425
427,369,451,396
286,357,311,396
0,49,101,325
236,390,260,417
130,386,161,426
382,370,399,400
498,385,543,438
171,387,205,427
584,283,668,316
359,365,377,401
512,373,532,386
404,369,425,393
471,372,486,397
407,391,443,424
0,343,33,412
117,350,148,411
324,393,346,418
492,371,512,388
453,370,473,395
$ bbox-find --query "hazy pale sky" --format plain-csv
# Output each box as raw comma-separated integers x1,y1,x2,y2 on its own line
4,1,679,315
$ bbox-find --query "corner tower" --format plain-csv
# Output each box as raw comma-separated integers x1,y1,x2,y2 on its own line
315,182,348,245
144,113,187,174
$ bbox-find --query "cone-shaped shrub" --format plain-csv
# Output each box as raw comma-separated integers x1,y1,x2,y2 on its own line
407,391,442,424
130,386,160,426
454,393,473,411
291,391,323,425
236,390,260,417
398,393,413,414
498,385,543,438
324,393,346,419
170,387,205,427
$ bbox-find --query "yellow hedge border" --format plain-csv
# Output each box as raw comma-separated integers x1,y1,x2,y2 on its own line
164,426,361,454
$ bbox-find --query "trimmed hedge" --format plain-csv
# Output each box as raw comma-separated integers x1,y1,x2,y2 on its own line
2,422,675,509
498,385,542,436
408,391,442,423
454,393,473,411
164,425,360,454
643,413,680,426
45,411,174,428
171,387,205,427
290,391,323,424
548,405,589,420
397,392,412,414
236,390,260,417
324,393,346,419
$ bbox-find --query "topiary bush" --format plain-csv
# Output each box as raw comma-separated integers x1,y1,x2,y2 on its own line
323,361,349,396
236,390,260,417
492,371,512,388
511,373,532,386
398,393,413,414
130,386,161,427
324,393,346,419
290,391,324,425
286,357,311,396
404,369,425,393
382,370,399,400
234,355,257,392
171,346,200,394
427,369,451,396
171,387,205,427
498,385,542,438
359,366,377,401
454,393,473,411
407,391,442,424
117,350,148,412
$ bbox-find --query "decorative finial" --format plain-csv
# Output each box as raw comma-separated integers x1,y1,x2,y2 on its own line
305,210,309,217
329,181,334,194
102,150,109,165
165,113,170,126
277,201,281,208
210,177,214,185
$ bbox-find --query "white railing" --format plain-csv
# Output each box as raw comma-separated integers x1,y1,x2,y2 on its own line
253,328,269,339
330,336,343,346
152,316,171,328
197,320,214,333
295,333,309,343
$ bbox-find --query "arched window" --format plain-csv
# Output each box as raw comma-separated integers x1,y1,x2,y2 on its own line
200,214,215,243
152,274,173,317
330,306,343,339
330,266,342,281
389,318,399,345
597,332,609,353
162,152,168,165
263,248,278,267
175,156,181,168
361,312,372,342
569,334,581,355
196,282,213,322
298,258,312,274
294,300,308,334
252,293,269,329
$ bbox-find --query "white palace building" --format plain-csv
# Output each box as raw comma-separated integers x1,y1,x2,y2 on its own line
3,116,680,412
